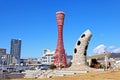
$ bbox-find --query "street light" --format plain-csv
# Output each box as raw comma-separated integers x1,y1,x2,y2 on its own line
1,56,6,79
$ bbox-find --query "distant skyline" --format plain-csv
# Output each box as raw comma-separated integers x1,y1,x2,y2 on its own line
0,0,120,58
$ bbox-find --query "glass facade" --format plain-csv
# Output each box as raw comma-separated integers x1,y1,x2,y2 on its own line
10,39,21,65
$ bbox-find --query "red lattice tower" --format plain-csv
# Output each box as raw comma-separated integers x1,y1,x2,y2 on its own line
54,11,67,67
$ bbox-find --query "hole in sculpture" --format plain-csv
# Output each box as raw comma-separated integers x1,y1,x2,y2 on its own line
81,34,85,38
84,45,88,56
77,40,81,46
84,51,87,56
74,48,77,53
85,45,88,50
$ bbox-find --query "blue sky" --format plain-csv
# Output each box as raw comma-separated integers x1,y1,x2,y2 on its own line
0,0,120,58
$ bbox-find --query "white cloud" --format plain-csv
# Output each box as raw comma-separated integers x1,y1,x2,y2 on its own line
106,46,116,52
107,46,116,49
93,44,120,55
112,48,120,53
93,44,106,55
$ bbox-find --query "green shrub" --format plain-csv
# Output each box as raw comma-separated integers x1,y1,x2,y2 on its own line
60,65,64,68
49,64,56,69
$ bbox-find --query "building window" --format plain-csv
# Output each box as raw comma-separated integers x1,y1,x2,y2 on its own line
42,57,47,59
43,60,47,62
51,60,54,62
51,57,54,59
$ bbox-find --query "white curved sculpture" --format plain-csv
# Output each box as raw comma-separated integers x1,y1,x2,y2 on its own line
69,29,92,70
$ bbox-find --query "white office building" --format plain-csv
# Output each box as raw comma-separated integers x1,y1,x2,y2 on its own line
41,49,55,65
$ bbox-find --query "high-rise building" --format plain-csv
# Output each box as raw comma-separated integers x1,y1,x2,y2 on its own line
10,39,21,65
0,48,6,55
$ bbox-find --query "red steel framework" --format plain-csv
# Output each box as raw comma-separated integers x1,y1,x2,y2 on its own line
54,11,67,67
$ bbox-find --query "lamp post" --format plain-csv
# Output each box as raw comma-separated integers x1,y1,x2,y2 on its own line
1,56,6,79
104,56,108,70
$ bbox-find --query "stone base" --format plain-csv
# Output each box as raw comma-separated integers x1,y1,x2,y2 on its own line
47,70,88,78
67,65,89,71
65,64,96,72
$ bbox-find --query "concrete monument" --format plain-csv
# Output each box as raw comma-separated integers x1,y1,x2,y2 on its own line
69,29,92,70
